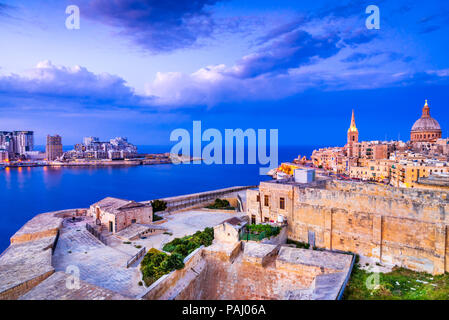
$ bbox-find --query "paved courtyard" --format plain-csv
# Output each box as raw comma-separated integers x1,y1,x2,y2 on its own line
110,209,244,253
52,218,143,297
52,209,242,297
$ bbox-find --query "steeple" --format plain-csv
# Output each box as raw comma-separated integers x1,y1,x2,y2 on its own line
347,109,359,146
422,99,430,118
348,109,358,133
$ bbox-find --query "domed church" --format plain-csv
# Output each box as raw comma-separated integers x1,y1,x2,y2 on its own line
410,100,442,143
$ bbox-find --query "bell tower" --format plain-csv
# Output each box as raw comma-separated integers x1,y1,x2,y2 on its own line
347,109,359,144
422,99,430,118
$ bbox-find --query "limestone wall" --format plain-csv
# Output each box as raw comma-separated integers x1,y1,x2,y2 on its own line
144,186,255,214
172,244,351,300
0,209,83,300
138,246,205,300
248,180,449,274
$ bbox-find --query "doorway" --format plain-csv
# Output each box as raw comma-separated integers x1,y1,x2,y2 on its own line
308,231,315,248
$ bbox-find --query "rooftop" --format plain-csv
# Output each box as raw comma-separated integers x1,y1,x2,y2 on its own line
91,197,147,215
417,174,449,187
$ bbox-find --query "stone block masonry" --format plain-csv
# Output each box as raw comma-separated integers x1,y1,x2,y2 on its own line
247,179,449,274
0,210,83,299
140,242,352,300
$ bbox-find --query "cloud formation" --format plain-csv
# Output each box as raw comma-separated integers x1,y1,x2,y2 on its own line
143,12,389,106
0,61,146,110
80,0,224,53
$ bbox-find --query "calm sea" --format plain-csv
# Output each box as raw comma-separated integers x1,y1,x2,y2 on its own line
0,145,317,252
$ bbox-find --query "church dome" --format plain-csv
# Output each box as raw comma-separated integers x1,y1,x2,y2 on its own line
410,100,441,132
411,117,441,132
410,100,442,143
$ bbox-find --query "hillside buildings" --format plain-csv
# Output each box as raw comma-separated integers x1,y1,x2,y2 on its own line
65,136,138,160
311,100,449,189
46,135,63,161
246,176,449,275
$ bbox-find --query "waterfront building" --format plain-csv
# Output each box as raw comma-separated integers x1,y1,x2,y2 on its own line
14,131,34,155
0,149,8,162
83,137,99,146
24,151,45,161
88,197,153,233
46,135,63,161
0,131,34,159
66,136,138,160
410,100,442,143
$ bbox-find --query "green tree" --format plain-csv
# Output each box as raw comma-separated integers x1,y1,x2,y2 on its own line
151,199,168,213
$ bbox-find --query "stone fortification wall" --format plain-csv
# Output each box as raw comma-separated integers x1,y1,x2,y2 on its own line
141,242,352,300
0,209,85,300
247,179,449,274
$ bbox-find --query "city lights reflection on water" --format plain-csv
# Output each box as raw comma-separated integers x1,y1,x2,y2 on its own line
0,146,314,253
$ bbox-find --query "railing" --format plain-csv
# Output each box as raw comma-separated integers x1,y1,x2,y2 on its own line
127,247,146,268
85,223,108,245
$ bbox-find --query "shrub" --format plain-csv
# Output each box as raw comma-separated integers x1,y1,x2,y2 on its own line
151,200,167,213
247,224,281,238
140,248,186,286
160,253,184,272
206,198,235,210
162,227,214,256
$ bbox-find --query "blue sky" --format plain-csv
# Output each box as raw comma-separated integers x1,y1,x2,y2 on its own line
0,0,448,147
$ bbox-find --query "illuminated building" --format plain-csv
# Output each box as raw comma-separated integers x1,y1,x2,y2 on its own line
410,100,442,143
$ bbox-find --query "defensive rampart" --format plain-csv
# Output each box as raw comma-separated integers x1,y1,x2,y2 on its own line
247,179,449,274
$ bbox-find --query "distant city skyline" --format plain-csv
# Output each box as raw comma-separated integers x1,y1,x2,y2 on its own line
0,0,448,146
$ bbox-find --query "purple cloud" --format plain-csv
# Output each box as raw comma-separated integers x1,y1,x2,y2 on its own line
0,61,148,110
228,30,341,79
79,0,223,53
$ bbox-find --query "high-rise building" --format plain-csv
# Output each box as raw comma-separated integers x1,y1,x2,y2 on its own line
14,131,34,154
46,135,63,161
83,137,99,146
0,131,34,158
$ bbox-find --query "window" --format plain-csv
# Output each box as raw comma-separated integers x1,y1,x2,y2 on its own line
264,195,269,207
256,195,260,202
280,197,285,210
251,215,256,224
